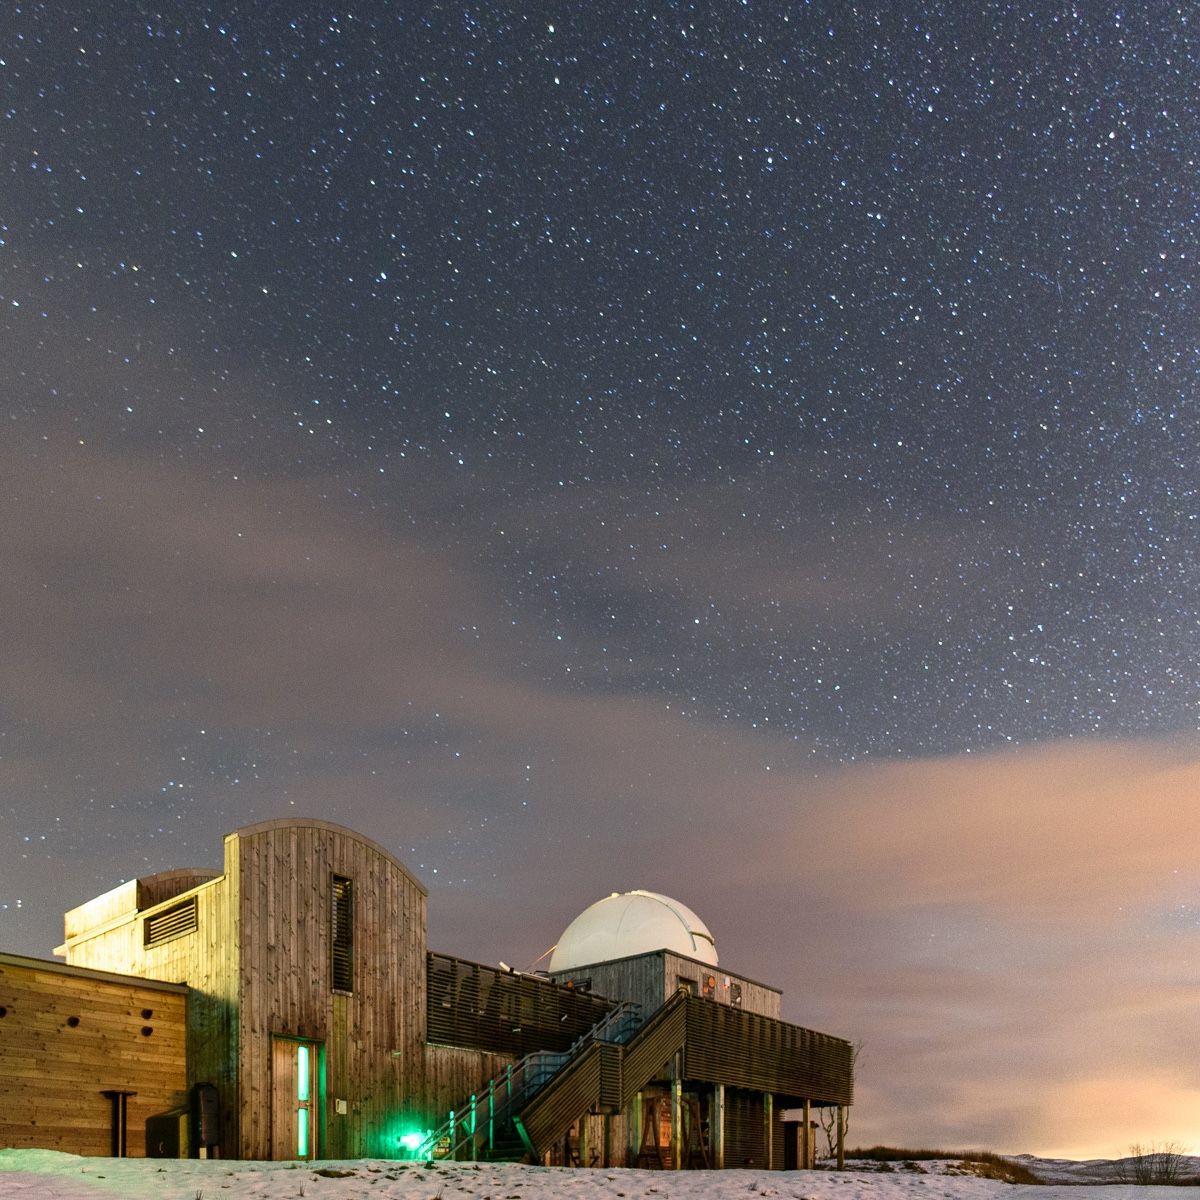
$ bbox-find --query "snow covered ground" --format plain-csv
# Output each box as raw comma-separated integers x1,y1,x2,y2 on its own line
4,1152,1200,1200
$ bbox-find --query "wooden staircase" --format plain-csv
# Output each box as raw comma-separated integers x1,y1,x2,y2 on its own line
513,989,690,1161
425,1001,642,1163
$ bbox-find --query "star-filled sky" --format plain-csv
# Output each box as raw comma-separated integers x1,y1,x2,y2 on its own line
3,1,1200,1159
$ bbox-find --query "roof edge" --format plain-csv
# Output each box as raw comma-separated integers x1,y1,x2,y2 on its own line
2,950,189,993
228,817,428,896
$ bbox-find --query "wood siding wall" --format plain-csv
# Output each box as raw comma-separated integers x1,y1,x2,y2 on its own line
662,952,781,1019
0,954,187,1156
549,951,781,1020
583,1110,628,1167
423,1043,515,1128
232,820,427,1160
724,1088,767,1169
59,873,239,1152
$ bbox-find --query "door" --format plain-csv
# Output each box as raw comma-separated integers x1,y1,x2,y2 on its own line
271,1037,320,1160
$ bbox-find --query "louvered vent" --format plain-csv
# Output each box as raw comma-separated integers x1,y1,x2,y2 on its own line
143,896,198,947
331,874,353,992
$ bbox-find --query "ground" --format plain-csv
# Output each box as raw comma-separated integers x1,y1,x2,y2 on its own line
4,1153,1200,1200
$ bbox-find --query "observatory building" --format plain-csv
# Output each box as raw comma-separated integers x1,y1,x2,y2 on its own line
1,818,853,1167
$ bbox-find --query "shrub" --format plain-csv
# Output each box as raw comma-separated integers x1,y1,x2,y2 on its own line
1117,1142,1188,1185
845,1147,1041,1185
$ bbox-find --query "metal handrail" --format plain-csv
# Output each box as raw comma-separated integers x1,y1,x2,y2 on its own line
419,1000,642,1161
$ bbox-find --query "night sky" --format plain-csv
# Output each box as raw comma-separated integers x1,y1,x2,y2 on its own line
4,2,1200,1158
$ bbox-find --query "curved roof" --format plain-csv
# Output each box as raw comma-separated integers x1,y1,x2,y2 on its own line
229,817,427,895
548,890,718,973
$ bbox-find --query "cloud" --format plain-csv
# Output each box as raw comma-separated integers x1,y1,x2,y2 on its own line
488,473,1051,637
685,740,1200,1156
2,373,1198,1156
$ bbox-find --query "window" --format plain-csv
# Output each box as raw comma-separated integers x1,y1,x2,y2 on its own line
144,896,198,947
331,875,353,992
296,1043,312,1157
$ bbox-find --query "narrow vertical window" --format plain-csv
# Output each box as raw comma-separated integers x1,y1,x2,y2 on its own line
296,1043,311,1157
331,875,353,992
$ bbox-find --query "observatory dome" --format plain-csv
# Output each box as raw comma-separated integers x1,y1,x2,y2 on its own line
548,890,718,973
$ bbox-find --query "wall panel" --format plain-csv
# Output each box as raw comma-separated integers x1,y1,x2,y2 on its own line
0,953,187,1156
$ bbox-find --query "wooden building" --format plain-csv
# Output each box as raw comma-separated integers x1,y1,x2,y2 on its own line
11,817,853,1166
55,818,427,1159
0,952,187,1156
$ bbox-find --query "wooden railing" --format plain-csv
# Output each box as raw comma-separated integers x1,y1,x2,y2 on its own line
426,952,614,1058
683,997,854,1104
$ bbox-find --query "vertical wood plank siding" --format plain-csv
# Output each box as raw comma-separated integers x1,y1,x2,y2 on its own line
549,951,781,1020
661,953,781,1018
233,821,427,1159
550,953,666,1018
0,953,188,1156
422,1044,515,1122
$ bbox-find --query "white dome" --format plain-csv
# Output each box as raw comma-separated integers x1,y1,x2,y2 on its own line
549,890,718,973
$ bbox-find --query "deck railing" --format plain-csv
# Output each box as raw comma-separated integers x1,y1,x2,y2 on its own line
421,1000,642,1161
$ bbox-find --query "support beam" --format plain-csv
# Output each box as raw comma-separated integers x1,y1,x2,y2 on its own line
711,1084,724,1170
101,1090,136,1157
764,1093,773,1170
801,1099,811,1169
670,1073,683,1170
836,1105,845,1170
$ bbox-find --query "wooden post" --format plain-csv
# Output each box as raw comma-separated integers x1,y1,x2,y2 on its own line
630,1092,643,1165
101,1090,137,1157
487,1080,495,1156
711,1084,724,1169
801,1099,811,1168
836,1105,845,1170
764,1093,773,1170
670,1072,683,1170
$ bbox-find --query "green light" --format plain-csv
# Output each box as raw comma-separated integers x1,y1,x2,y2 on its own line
400,1131,426,1152
297,1045,310,1101
297,1107,309,1158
